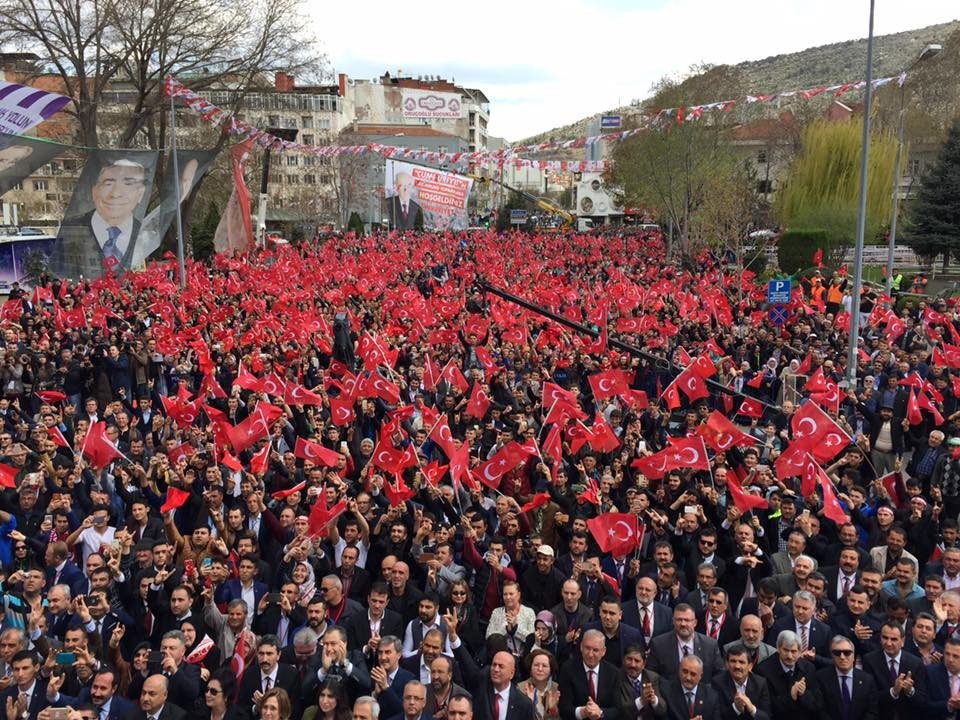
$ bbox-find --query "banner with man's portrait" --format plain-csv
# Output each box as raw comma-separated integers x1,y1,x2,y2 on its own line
0,133,67,196
50,149,159,279
385,160,473,232
132,148,218,267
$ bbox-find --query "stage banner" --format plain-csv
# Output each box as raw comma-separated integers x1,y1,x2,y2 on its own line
385,160,472,232
50,149,159,279
0,81,71,135
0,133,68,196
400,88,463,119
133,148,218,267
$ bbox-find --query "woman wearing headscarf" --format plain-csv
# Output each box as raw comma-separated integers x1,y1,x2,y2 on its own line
181,618,221,682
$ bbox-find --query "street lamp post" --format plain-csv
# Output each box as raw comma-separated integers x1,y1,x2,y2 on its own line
885,43,942,293
845,0,876,388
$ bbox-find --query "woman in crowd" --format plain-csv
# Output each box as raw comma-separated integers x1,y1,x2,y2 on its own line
201,669,240,720
517,649,560,720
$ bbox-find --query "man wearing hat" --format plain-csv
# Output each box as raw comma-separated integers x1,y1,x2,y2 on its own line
520,545,566,613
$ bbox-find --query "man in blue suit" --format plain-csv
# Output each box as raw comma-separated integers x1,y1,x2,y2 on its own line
924,635,960,720
370,636,416,719
0,651,48,720
48,667,135,720
44,541,84,591
583,596,645,667
214,556,268,619
764,591,832,668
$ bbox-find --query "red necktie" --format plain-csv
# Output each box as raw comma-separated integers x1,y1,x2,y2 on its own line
493,692,501,720
642,607,651,637
710,619,719,639
587,670,597,701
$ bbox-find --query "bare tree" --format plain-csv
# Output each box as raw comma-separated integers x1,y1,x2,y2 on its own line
0,0,328,149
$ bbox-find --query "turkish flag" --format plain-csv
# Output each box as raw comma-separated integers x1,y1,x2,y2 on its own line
295,437,342,467
791,401,844,450
804,368,829,394
544,398,588,425
542,382,577,408
698,411,757,452
677,368,710,402
166,442,194,466
661,383,681,411
272,481,306,500
520,492,551,514
817,463,849,526
474,346,498,377
542,424,563,466
308,497,348,537
36,390,67,404
589,414,621,453
567,423,595,455
428,416,457,459
737,398,764,419
423,355,442,391
774,445,807,481
447,442,474,492
439,361,469,393
800,453,820,497
0,463,17,488
690,355,717,379
383,477,417,507
587,513,640,557
81,421,123,468
727,479,769,514
422,460,448,487
797,352,813,375
619,389,649,410
47,426,70,449
284,384,323,406
329,396,356,426
588,370,631,400
250,442,271,475
465,382,491,419
907,389,924,426
234,364,264,392
917,390,945,426
160,486,192,514
228,403,283,453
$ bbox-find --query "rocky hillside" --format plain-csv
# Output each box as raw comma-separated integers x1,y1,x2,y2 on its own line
518,20,959,146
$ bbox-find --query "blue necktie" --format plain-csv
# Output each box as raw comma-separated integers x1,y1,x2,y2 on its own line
840,675,851,720
104,226,122,259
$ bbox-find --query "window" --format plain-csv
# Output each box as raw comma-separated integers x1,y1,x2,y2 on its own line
302,134,314,145
286,155,299,166
34,180,48,191
318,118,331,130
320,174,332,185
302,116,314,129
303,156,315,167
286,175,299,184
303,174,316,184
10,183,22,191
757,150,768,164
270,174,283,184
267,115,280,126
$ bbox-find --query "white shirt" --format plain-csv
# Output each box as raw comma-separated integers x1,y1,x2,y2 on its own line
944,572,960,591
418,655,432,684
240,582,256,626
491,687,508,720
91,212,134,257
261,667,278,692
334,538,369,568
677,639,694,661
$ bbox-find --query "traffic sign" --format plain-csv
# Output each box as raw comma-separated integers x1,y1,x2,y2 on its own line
769,305,789,326
510,209,528,225
600,115,622,130
767,279,792,305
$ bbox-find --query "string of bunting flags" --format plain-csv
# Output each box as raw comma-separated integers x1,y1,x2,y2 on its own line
164,71,905,171
163,77,606,172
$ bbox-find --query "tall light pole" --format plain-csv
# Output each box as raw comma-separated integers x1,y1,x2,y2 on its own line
885,43,943,293
845,0,876,388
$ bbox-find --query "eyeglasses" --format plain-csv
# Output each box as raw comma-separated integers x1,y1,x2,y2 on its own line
205,688,222,695
831,649,853,657
451,591,467,596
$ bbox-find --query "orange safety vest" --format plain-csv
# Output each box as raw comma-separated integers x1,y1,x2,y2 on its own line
827,284,843,304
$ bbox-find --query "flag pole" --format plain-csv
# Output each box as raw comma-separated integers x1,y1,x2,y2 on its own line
169,92,187,289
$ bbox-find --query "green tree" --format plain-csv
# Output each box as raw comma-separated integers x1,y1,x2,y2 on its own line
901,118,960,267
347,211,365,235
775,119,897,262
191,202,220,261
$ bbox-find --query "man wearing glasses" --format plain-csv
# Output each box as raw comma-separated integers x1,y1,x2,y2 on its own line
52,158,150,279
815,637,878,720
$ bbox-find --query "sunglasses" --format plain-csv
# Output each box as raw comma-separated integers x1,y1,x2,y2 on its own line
831,649,854,657
205,688,222,695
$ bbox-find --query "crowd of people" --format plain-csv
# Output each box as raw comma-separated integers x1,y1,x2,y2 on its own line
0,228,957,720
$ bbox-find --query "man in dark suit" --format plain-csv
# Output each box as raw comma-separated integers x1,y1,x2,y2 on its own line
822,548,863,604
235,635,301,720
52,158,148,279
616,644,666,720
50,667,136,720
583,597,645,668
44,541,84,591
764,591,831,667
558,629,621,720
252,582,307,648
338,545,372,602
663,654,720,720
926,635,960,720
465,651,532,720
647,604,724,681
711,645,771,720
385,679,433,720
550,579,594,648
622,576,673,646
861,622,926,720
214,556,269,616
315,626,372,704
387,172,422,231
829,586,882,659
697,588,739,649
755,629,822,720
157,631,201,712
369,636,416,720
814,636,878,720
346,582,405,662
127,674,186,720
0,651,48,720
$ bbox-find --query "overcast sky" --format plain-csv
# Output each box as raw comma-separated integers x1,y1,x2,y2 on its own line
314,1,958,141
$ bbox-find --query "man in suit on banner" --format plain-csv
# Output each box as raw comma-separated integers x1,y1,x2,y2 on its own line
387,172,422,231
52,158,147,278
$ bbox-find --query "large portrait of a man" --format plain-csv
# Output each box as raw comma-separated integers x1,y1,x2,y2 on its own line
51,152,158,278
386,171,422,230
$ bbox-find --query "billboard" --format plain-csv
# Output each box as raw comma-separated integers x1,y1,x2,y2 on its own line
0,133,68,196
0,81,71,136
401,89,463,119
132,148,218,267
385,160,473,232
50,148,159,279
0,236,56,290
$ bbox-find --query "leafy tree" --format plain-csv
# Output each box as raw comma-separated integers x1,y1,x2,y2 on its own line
901,118,960,266
347,211,364,235
775,119,897,261
191,202,220,262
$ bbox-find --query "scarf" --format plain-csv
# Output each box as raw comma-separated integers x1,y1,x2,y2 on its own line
186,635,216,664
